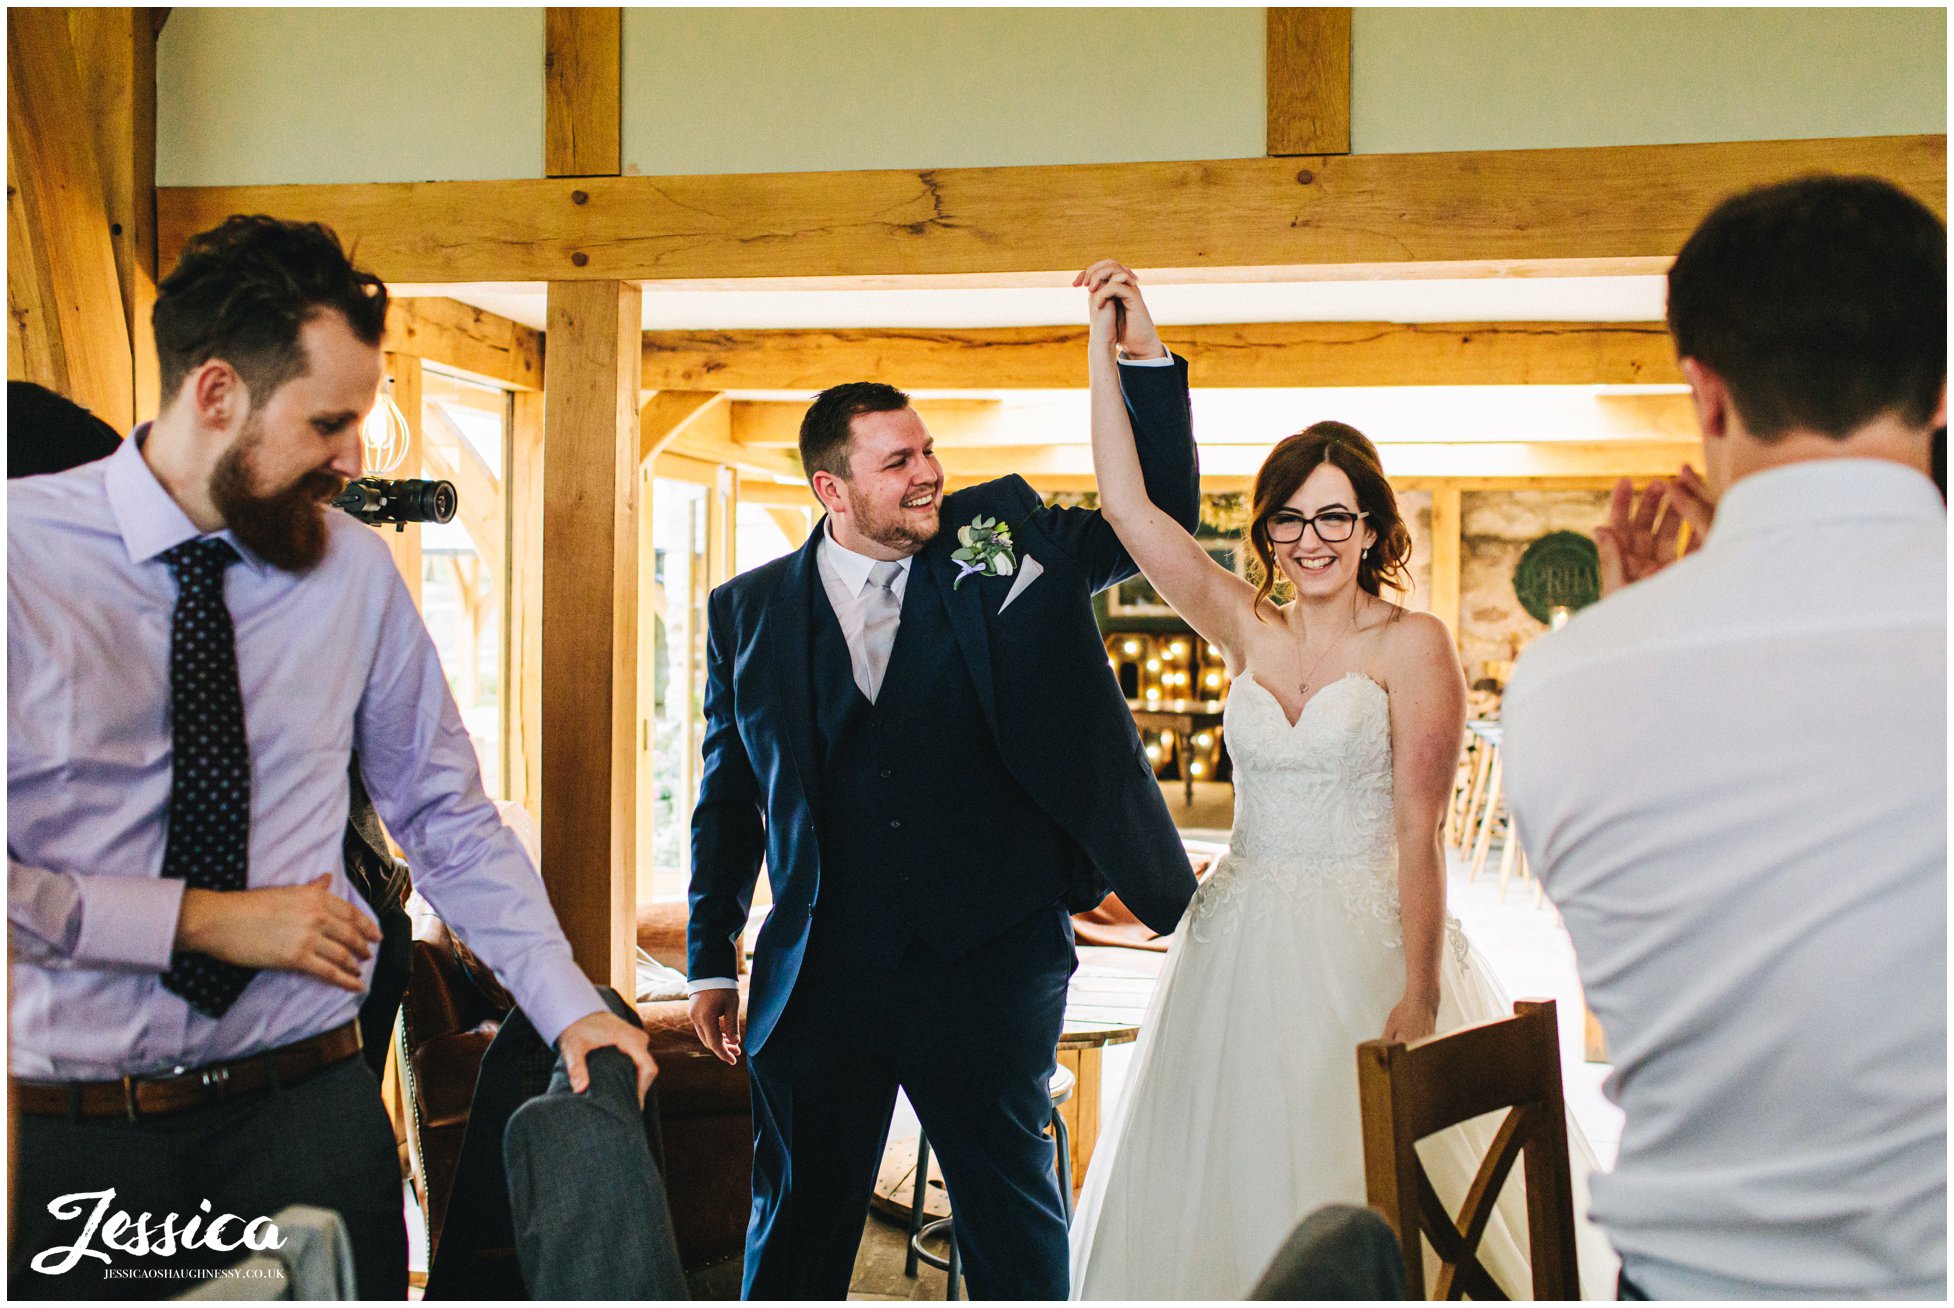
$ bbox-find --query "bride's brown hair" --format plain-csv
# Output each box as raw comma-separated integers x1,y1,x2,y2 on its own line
1247,421,1413,620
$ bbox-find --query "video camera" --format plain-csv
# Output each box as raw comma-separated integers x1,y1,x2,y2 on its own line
332,477,457,531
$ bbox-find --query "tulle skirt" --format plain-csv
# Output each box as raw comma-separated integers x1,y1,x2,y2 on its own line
1068,856,1617,1299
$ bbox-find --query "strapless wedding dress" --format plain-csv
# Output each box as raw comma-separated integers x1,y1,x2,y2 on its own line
1069,672,1615,1299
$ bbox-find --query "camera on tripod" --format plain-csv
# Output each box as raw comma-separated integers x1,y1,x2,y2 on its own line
332,477,458,531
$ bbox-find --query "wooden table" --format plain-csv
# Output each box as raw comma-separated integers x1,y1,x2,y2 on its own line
872,945,1161,1218
1131,697,1226,806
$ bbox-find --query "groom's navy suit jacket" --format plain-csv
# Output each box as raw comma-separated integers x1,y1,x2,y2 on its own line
687,357,1203,1053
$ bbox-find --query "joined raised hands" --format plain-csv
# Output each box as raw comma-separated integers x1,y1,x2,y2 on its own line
1594,465,1716,596
1074,259,1167,361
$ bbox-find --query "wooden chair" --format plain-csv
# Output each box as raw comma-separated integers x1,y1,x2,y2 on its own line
1466,746,1505,882
1357,999,1580,1301
1449,734,1495,851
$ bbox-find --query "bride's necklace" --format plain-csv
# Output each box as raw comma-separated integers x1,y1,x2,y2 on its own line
1292,599,1361,698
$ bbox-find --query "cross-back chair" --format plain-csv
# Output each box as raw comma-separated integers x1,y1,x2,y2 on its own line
1357,998,1580,1301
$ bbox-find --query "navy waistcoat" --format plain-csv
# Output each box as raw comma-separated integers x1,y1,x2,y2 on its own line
808,559,1078,967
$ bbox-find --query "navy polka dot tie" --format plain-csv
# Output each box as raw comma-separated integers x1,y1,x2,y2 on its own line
158,537,257,1017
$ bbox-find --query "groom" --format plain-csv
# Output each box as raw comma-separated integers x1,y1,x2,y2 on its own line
687,262,1200,1298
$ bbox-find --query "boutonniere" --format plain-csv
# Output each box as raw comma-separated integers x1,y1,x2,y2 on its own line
951,515,1016,589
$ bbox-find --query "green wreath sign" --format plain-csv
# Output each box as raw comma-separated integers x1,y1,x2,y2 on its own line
1512,530,1600,624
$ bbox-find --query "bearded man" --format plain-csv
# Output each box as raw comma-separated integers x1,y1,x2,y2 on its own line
7,215,651,1299
685,260,1201,1298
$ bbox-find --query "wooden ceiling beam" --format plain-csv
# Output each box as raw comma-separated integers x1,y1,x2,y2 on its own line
638,389,724,464
387,296,544,390
157,135,1944,285
730,391,1695,450
730,398,1010,449
1016,473,1665,496
935,439,1702,481
643,321,1682,391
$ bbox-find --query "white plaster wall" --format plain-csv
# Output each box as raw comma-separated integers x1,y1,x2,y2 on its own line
157,7,545,186
618,7,1265,176
1352,7,1945,154
156,8,1943,183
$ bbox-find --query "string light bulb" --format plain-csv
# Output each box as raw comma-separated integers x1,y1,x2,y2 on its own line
361,378,412,476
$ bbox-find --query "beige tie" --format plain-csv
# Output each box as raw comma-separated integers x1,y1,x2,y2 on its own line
858,560,904,702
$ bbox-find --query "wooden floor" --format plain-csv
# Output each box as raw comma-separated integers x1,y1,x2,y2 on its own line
847,1206,956,1300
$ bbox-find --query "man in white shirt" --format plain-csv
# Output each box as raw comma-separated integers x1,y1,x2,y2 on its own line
1503,175,1945,1299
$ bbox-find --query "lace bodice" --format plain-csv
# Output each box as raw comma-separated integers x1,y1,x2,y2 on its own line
1189,672,1466,961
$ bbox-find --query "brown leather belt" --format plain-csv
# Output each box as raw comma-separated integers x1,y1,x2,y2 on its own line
11,1021,362,1120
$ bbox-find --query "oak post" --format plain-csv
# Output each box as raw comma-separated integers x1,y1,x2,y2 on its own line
1266,8,1352,157
541,281,640,992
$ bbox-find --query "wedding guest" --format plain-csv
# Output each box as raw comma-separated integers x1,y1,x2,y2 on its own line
8,215,653,1298
8,380,122,476
1504,175,1946,1298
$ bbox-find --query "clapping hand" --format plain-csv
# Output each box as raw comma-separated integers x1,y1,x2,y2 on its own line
1594,465,1716,596
1074,259,1168,361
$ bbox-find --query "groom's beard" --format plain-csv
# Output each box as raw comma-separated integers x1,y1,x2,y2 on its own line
209,417,346,573
844,482,940,554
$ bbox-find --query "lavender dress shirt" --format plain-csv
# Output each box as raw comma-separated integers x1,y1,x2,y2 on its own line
8,431,602,1080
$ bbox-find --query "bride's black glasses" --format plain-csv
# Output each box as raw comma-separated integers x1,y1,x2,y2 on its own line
1264,509,1368,544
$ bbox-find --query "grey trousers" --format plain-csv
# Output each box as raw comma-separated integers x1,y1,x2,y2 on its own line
9,1057,406,1300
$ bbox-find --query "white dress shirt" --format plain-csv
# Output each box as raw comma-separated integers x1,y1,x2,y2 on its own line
685,352,1172,998
1503,459,1946,1299
816,525,914,701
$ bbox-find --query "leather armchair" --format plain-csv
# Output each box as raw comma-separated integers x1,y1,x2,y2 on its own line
399,902,752,1276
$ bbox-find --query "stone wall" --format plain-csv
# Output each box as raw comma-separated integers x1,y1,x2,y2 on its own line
1392,489,1434,614
1459,490,1609,684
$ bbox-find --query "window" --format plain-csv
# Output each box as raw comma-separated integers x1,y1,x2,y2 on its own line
416,367,510,797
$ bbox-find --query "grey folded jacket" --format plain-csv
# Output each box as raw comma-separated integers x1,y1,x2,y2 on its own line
502,995,689,1301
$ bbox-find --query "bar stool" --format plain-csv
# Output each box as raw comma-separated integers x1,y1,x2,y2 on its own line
906,1063,1075,1300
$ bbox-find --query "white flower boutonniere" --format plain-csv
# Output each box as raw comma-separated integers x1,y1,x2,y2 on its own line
951,515,1016,589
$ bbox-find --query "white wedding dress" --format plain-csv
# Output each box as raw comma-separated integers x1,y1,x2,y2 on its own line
1070,671,1616,1299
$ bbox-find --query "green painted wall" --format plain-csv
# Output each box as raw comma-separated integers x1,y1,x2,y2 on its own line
157,7,544,185
618,8,1264,175
1352,7,1945,153
155,7,1944,186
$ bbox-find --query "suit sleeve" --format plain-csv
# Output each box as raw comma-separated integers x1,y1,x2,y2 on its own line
1032,353,1201,594
687,585,766,982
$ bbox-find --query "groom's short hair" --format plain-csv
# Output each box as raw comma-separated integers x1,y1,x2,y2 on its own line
1667,174,1944,441
800,381,911,482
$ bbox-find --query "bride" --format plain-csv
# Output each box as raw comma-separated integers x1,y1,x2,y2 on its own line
1066,262,1614,1299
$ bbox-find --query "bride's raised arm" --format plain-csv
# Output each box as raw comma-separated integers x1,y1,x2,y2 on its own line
1080,262,1257,660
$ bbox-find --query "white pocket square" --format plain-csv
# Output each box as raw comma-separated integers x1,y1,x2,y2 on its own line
998,554,1044,612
